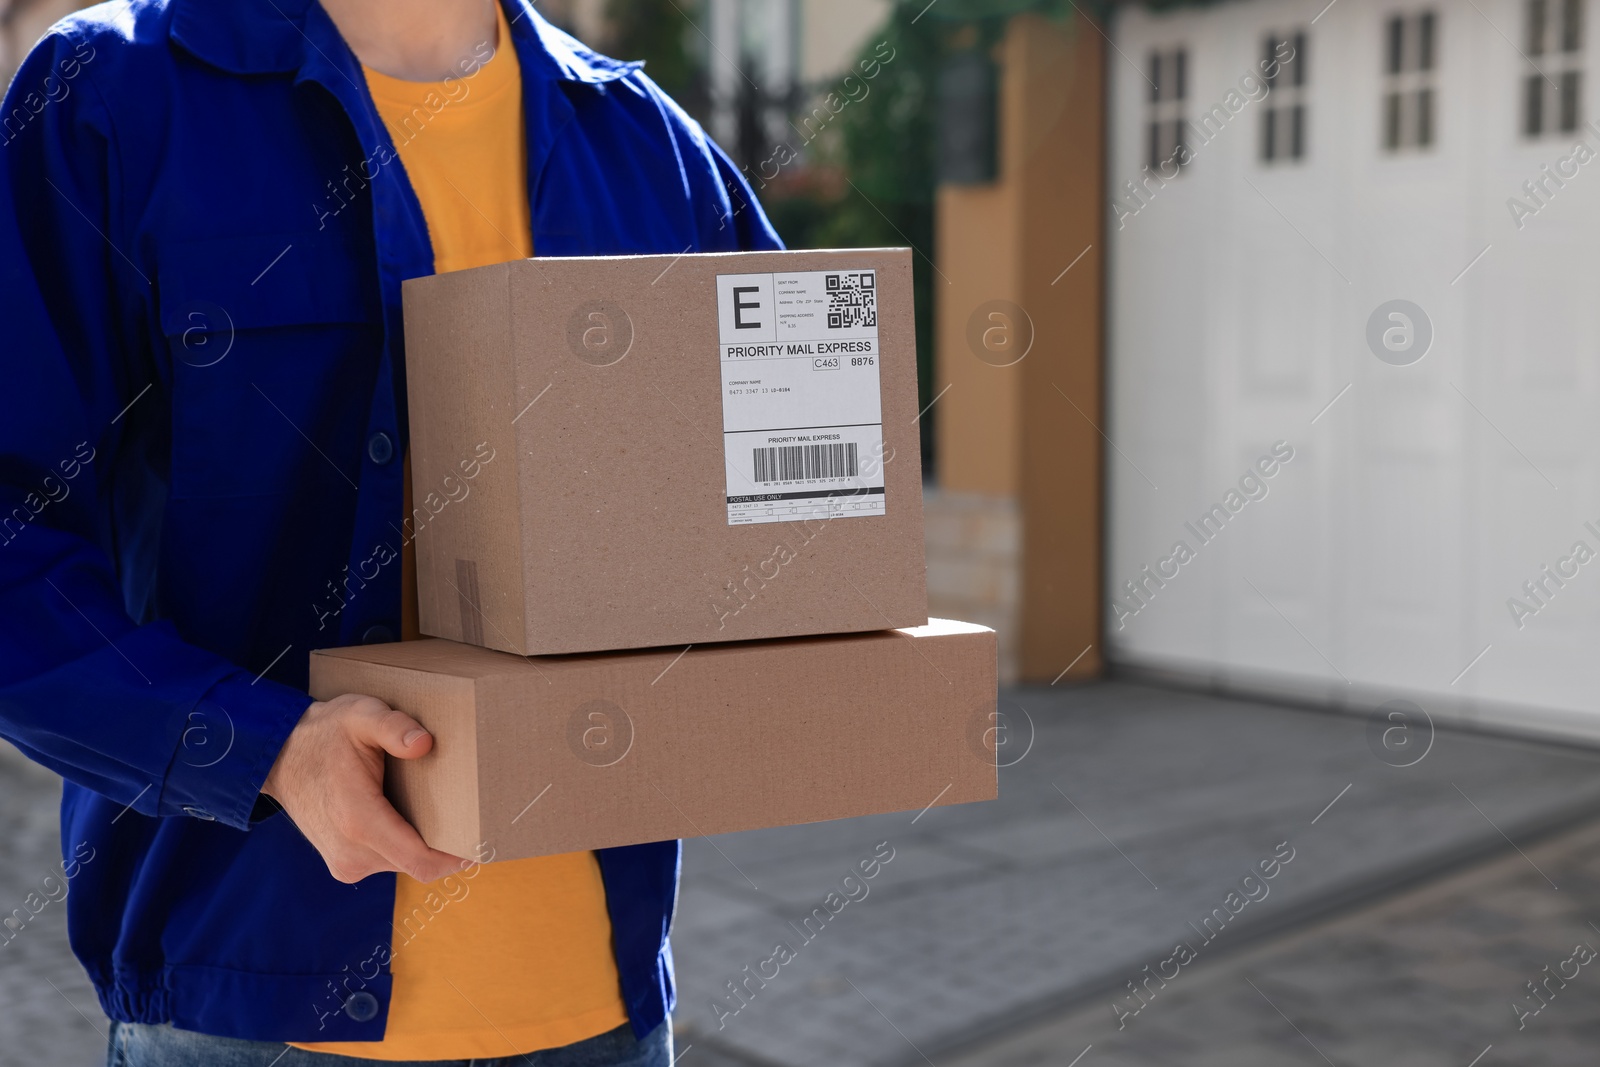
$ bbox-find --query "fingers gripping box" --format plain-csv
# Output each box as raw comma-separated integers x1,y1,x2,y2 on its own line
309,621,999,861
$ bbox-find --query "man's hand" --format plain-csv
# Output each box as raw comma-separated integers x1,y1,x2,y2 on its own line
262,693,466,884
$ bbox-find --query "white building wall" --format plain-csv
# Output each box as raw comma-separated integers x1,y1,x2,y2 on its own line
1109,0,1600,742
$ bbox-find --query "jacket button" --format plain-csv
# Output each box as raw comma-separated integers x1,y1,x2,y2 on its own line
361,624,394,644
343,991,380,1022
367,432,395,465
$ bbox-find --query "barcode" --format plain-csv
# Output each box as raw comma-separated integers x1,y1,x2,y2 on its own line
752,443,859,483
825,271,877,329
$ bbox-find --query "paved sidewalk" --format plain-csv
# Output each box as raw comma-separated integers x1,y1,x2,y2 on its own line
670,682,1600,1066
0,751,105,1067
939,815,1600,1067
6,681,1600,1067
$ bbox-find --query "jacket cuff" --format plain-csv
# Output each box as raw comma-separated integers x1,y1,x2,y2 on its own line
156,672,312,831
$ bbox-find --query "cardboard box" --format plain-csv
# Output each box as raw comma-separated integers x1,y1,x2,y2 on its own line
308,621,997,861
401,248,927,656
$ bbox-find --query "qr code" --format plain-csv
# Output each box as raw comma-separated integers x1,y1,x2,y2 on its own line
825,271,877,329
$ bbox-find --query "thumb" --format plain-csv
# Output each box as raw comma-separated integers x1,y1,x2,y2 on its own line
359,703,435,761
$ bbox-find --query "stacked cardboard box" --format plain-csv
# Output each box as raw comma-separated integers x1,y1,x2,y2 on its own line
311,249,999,862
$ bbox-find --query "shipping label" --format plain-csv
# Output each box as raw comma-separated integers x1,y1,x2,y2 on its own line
717,269,886,525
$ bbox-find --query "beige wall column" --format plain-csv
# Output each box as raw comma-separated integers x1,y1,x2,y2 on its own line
932,11,1104,683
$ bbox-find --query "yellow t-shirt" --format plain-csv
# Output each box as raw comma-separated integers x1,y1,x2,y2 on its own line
293,9,630,1060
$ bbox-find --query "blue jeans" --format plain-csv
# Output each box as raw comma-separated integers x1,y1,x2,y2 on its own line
107,1020,672,1067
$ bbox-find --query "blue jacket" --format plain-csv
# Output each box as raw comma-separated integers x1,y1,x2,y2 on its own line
0,0,779,1043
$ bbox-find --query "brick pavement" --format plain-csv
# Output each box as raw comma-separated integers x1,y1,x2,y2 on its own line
0,751,105,1067
941,815,1600,1067
671,683,1600,1066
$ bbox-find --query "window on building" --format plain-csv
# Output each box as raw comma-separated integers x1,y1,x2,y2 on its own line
1147,48,1189,172
1382,11,1438,151
1522,0,1583,137
1262,31,1309,162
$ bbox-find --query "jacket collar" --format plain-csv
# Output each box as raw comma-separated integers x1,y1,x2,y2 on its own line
168,0,639,84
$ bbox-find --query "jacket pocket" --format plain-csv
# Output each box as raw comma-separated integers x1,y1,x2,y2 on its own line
155,232,382,499
157,231,373,337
